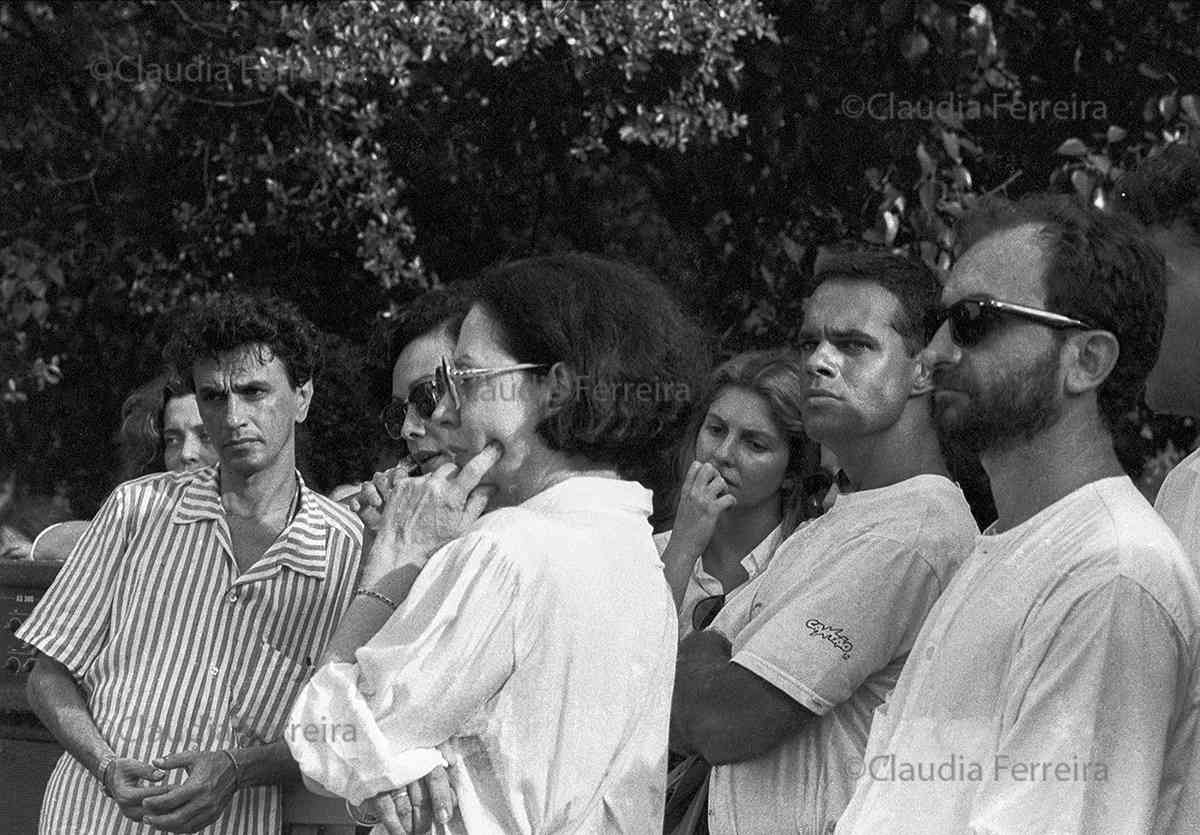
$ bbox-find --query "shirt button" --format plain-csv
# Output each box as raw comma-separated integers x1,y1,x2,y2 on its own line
227,590,239,603
209,665,219,676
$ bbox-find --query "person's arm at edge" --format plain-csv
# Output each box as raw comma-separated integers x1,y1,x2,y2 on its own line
670,629,814,764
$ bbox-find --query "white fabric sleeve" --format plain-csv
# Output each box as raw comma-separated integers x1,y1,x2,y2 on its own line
287,531,523,805
968,577,1184,834
730,533,944,715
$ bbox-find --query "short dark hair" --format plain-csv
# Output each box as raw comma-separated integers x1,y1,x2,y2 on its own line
164,292,321,390
116,368,190,480
674,349,812,536
471,253,707,483
370,284,474,372
1114,143,1200,236
812,251,943,354
957,194,1167,431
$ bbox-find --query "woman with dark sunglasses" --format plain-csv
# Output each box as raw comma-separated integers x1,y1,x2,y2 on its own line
340,289,471,517
657,350,818,640
288,253,706,834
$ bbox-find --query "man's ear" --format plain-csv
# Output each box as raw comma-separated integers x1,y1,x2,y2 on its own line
543,362,576,416
294,378,314,424
1063,330,1120,396
910,350,936,398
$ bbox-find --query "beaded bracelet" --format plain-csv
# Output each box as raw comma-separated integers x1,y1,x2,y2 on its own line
354,587,399,610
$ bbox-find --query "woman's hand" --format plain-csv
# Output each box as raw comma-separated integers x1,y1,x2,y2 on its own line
362,443,501,586
669,461,737,560
344,465,409,533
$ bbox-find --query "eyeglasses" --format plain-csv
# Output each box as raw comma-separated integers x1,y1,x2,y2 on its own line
379,377,446,440
436,355,549,410
691,594,726,632
924,297,1098,348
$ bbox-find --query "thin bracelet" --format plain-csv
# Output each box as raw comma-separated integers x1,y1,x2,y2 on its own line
222,749,241,788
346,799,382,826
354,587,398,610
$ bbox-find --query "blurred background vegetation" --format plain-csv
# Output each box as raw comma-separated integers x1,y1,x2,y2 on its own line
1,0,1197,523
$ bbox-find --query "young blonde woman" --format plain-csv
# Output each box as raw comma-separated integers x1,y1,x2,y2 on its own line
658,349,817,640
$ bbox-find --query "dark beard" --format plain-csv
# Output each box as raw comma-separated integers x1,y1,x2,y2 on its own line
934,348,1063,455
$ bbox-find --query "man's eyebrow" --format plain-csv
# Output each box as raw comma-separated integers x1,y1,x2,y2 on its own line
825,327,880,344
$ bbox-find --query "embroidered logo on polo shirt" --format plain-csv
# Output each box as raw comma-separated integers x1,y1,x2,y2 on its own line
805,618,853,659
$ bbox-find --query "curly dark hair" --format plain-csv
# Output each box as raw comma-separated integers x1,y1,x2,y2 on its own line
812,250,943,354
116,368,190,480
471,253,709,485
164,292,321,390
672,349,816,537
1114,143,1200,235
957,194,1167,432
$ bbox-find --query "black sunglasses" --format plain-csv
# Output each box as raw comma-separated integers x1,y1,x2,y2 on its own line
692,594,726,632
379,377,446,440
924,297,1098,348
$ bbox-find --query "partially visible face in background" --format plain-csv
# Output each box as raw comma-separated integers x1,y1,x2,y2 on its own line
162,393,219,472
391,325,458,474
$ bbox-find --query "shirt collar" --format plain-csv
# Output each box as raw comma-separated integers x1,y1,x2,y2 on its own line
171,466,330,581
690,523,784,589
519,475,653,519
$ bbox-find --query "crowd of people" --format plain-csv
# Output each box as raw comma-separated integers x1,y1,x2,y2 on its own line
11,143,1200,835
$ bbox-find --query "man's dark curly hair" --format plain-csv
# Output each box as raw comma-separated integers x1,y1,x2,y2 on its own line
1114,143,1200,235
956,194,1166,432
164,292,321,390
471,253,708,484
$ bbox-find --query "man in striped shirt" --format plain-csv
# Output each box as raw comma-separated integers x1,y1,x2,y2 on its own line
19,293,363,834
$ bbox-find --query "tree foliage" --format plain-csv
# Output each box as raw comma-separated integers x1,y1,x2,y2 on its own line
2,0,1197,516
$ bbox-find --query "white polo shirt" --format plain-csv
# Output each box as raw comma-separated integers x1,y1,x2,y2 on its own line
838,476,1200,834
706,474,976,834
654,525,783,641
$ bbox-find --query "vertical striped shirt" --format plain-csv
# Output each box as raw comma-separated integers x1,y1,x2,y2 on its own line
17,466,362,835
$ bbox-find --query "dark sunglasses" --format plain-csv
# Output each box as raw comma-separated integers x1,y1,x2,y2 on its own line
692,594,726,632
379,376,446,440
924,297,1098,348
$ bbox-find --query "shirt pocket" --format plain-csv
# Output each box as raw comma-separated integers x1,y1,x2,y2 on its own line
229,639,313,745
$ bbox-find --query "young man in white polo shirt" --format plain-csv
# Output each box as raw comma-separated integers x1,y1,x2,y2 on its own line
838,195,1200,834
670,252,978,834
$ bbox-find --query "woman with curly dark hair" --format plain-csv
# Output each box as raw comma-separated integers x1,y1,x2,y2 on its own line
288,253,707,834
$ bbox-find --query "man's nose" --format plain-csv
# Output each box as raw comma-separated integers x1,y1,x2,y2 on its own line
921,322,960,372
804,341,838,379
